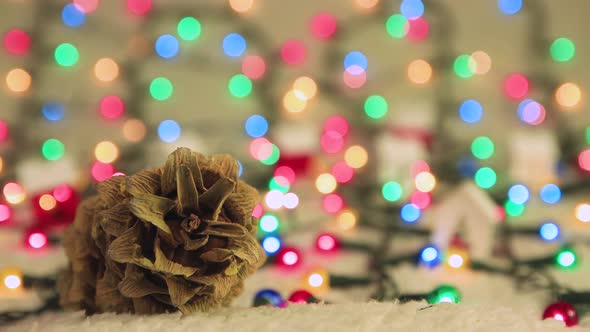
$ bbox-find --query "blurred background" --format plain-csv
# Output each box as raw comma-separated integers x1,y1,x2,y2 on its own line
1,0,590,327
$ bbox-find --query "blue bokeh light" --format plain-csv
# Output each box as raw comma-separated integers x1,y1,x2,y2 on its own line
540,184,561,204
539,222,559,241
420,245,439,267
42,102,65,121
262,236,281,254
244,114,269,138
498,0,522,15
222,33,247,57
400,0,424,19
62,4,86,28
508,184,530,205
155,34,180,59
344,51,368,71
459,99,483,124
158,120,181,142
456,156,478,177
401,203,421,223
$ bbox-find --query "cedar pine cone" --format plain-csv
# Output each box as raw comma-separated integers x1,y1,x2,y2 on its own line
58,148,266,314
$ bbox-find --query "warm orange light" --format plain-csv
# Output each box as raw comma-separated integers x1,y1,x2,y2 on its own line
415,171,436,192
337,209,357,230
5,68,31,93
3,182,25,205
344,145,368,169
94,141,119,163
39,194,57,211
468,51,492,75
122,118,147,143
1,267,23,291
407,59,432,85
94,58,119,83
555,82,582,109
446,247,470,270
293,76,317,101
315,173,337,194
283,90,307,113
229,0,254,13
355,0,379,10
303,267,330,293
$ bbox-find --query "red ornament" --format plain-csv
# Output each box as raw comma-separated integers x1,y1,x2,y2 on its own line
288,290,315,303
31,185,80,226
542,301,578,327
127,0,152,15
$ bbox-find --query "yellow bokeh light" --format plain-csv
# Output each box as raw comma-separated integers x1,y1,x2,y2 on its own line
229,0,254,13
337,209,357,230
446,247,470,270
0,157,3,175
94,141,119,163
3,182,25,205
39,194,57,211
555,82,582,109
316,173,337,194
1,266,23,291
407,59,432,85
355,0,379,9
94,58,119,83
283,90,307,113
344,145,368,169
292,76,317,101
5,68,31,93
122,118,147,143
415,171,436,192
302,268,330,294
468,51,492,75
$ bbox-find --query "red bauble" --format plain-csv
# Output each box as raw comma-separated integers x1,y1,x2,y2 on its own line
288,290,315,303
31,185,80,226
542,301,578,327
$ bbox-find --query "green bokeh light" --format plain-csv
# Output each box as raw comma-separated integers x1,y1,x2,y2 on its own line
269,177,290,193
550,37,575,62
54,43,79,67
385,14,408,39
474,167,496,189
453,54,473,78
177,17,202,41
585,127,590,145
382,181,403,202
42,138,65,161
228,74,252,98
427,285,461,304
364,95,388,119
504,200,525,217
556,247,577,269
260,144,280,165
150,77,173,101
471,136,495,160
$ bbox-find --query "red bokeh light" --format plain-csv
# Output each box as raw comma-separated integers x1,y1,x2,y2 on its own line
27,231,48,249
274,166,296,185
323,115,349,137
127,0,152,15
320,131,345,154
407,17,429,42
316,233,339,253
0,204,11,223
73,0,99,13
277,247,301,268
0,120,9,142
342,66,367,89
332,161,354,183
578,149,590,171
281,40,306,66
53,184,74,202
91,161,115,182
251,203,264,218
99,95,125,120
242,55,266,80
310,12,337,40
410,191,431,209
3,29,31,56
504,73,530,100
322,193,344,214
410,160,430,177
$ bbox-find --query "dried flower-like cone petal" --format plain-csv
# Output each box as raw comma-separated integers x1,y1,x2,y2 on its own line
59,148,265,315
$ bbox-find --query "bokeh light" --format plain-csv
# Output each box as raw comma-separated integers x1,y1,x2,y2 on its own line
155,34,179,59
344,51,368,71
0,122,9,142
337,209,357,230
229,0,254,13
406,17,429,42
471,136,494,160
420,245,440,267
228,74,252,98
3,183,25,205
54,43,79,67
260,144,280,166
344,145,368,169
382,181,403,202
401,203,421,223
94,141,119,163
316,233,339,253
5,68,31,93
123,119,146,143
407,59,432,84
42,102,65,122
555,82,581,109
242,55,266,80
364,95,388,119
504,200,525,217
91,161,115,182
265,190,284,209
415,172,436,192
474,167,496,189
310,12,337,40
150,77,173,101
245,114,268,138
223,33,247,57
158,120,181,143
504,73,529,100
283,192,299,209
27,232,48,249
62,4,86,27
468,50,492,75
458,99,483,124
453,54,473,78
250,138,273,160
99,95,125,120
42,138,65,161
342,66,367,89
283,90,307,113
73,0,99,13
281,40,306,65
177,17,201,41
321,131,345,154
3,29,30,55
579,149,590,171
127,0,152,15
0,204,10,223
39,194,57,211
576,204,590,222
316,173,337,194
53,184,73,203
323,194,344,214
539,222,560,242
517,99,545,125
508,184,530,205
386,14,409,39
410,191,431,209
556,248,577,269
550,37,575,62
540,184,561,204
332,161,354,183
400,0,424,19
293,76,317,101
94,58,119,82
259,214,279,233
498,0,522,15
324,115,349,137
262,236,281,255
